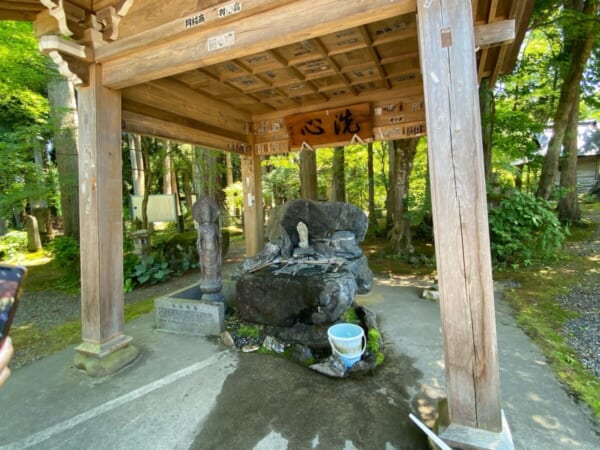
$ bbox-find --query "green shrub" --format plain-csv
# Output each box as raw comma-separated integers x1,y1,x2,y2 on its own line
0,231,27,259
489,190,566,266
153,231,199,275
153,229,229,275
124,254,173,292
51,236,80,270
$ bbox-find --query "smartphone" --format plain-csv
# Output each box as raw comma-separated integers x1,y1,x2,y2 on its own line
0,264,27,346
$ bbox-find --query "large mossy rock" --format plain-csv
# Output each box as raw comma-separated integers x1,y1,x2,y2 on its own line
267,199,368,254
237,267,357,327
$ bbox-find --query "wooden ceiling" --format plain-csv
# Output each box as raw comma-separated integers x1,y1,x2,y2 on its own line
0,0,534,151
173,14,423,116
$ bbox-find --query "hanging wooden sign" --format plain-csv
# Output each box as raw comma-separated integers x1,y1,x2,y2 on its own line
285,103,372,147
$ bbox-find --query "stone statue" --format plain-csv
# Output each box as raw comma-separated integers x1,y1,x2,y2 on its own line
297,221,309,249
193,196,224,304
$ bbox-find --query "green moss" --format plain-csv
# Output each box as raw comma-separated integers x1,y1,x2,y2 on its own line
124,299,155,322
342,308,360,324
238,324,260,339
11,320,81,358
367,328,385,366
11,298,157,367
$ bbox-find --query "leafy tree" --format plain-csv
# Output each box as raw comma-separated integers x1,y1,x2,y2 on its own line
262,154,300,206
389,138,419,254
536,0,600,200
0,21,53,225
48,74,79,238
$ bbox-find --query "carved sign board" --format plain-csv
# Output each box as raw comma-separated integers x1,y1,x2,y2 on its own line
285,103,372,147
183,1,242,29
374,121,426,140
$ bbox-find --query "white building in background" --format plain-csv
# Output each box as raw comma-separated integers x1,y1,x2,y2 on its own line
535,120,600,193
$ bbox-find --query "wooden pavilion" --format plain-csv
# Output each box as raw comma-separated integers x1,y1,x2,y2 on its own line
1,1,535,448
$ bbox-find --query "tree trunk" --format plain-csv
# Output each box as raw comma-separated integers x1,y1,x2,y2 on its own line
194,146,218,200
299,149,318,200
226,151,234,187
331,146,346,202
479,77,495,184
31,141,53,242
164,141,184,230
163,140,173,194
390,138,419,254
536,0,599,199
128,134,144,196
385,141,395,232
367,142,378,232
140,137,153,230
558,92,582,223
225,151,235,218
48,74,79,239
182,170,194,215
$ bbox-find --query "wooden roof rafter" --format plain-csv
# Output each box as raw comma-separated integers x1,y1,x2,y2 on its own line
357,25,391,90
310,37,358,96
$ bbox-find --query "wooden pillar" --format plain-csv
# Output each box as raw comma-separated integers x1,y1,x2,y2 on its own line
241,151,264,257
299,149,318,200
74,63,138,376
417,1,511,448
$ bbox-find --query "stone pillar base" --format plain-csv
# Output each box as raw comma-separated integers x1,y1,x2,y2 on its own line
74,335,139,377
435,399,514,450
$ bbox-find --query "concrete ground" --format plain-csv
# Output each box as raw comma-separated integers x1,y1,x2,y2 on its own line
0,277,598,450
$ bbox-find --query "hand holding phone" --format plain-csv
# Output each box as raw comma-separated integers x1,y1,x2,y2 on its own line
0,336,14,387
0,264,27,346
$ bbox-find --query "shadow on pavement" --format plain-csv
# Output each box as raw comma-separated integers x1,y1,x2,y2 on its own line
191,347,430,450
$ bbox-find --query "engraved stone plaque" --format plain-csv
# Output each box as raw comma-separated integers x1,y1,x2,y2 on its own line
154,297,224,336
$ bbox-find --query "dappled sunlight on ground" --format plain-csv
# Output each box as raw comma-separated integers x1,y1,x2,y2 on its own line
5,251,51,266
374,273,434,289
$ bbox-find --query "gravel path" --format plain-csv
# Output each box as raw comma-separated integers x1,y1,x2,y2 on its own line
558,208,600,378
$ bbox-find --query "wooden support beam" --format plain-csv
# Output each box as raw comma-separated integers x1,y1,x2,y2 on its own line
38,34,92,60
416,1,511,448
122,110,249,154
122,99,249,143
474,19,515,49
112,0,295,43
240,151,264,257
74,63,138,375
122,78,251,137
100,0,416,88
254,80,423,121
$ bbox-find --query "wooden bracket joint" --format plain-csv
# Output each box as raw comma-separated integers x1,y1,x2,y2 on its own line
40,0,87,37
96,0,134,42
39,35,91,86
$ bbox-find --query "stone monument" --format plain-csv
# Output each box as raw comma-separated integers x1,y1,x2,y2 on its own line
193,195,225,304
153,195,225,336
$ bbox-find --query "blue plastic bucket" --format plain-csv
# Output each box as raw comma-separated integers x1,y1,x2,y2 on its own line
327,323,366,368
